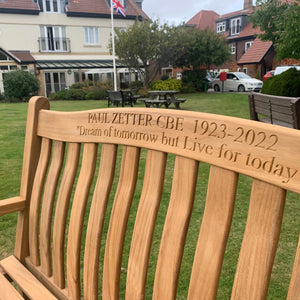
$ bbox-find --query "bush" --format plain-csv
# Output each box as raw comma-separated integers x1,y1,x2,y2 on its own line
49,90,69,100
262,68,300,97
182,69,207,92
129,80,143,90
70,80,93,90
161,75,169,81
151,78,182,91
85,87,107,100
3,70,39,102
67,89,86,100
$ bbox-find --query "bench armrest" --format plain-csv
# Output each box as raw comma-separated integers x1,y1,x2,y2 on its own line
0,197,26,216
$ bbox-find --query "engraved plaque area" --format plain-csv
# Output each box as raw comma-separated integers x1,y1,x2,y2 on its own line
39,109,300,192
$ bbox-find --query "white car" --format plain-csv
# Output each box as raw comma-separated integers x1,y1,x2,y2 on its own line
212,72,263,92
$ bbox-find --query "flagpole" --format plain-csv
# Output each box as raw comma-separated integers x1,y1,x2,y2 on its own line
110,0,117,91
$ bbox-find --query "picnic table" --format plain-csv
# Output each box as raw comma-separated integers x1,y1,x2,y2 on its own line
140,90,186,109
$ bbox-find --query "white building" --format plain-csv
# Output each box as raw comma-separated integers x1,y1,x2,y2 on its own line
0,0,147,96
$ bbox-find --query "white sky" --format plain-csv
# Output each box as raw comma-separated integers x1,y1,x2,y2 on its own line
142,0,257,25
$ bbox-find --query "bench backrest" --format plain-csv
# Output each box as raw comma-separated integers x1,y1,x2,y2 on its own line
249,92,300,128
15,96,300,299
107,90,124,107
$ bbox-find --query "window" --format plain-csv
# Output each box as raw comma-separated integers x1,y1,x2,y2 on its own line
243,67,248,74
245,41,253,52
40,0,66,13
84,27,100,45
40,26,69,52
230,44,236,54
45,72,66,96
231,18,241,35
217,22,226,33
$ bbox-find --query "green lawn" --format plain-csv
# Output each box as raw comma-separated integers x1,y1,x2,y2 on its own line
0,93,299,299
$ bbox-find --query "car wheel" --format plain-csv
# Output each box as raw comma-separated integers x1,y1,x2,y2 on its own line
238,85,245,92
214,84,220,92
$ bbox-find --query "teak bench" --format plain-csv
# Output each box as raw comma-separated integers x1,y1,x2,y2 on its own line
249,92,300,129
0,96,300,299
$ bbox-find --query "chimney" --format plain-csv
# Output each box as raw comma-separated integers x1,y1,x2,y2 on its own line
244,0,252,10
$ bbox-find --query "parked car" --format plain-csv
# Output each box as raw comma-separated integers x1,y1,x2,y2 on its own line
274,65,300,76
212,72,263,92
263,70,275,81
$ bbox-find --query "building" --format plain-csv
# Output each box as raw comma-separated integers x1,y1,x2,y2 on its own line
0,0,148,96
185,0,278,79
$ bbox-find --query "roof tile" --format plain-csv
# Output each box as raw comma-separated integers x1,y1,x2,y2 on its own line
238,38,273,64
186,10,219,31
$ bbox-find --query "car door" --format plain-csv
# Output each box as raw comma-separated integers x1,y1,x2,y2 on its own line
225,73,237,91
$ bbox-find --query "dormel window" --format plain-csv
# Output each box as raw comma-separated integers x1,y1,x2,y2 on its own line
39,0,66,13
217,22,226,33
245,41,253,52
231,18,241,35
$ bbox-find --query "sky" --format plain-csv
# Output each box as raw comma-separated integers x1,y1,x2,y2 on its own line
142,0,256,25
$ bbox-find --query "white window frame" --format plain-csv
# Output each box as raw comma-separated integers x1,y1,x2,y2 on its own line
84,27,100,45
243,67,248,74
231,18,241,35
230,44,236,54
245,41,253,52
217,22,226,33
41,0,64,13
41,26,67,52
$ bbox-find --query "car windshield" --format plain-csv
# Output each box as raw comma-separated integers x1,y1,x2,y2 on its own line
236,72,252,79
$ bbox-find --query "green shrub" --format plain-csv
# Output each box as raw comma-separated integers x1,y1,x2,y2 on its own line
67,89,86,100
182,69,207,92
49,90,69,100
181,81,196,93
262,68,300,97
85,87,107,100
151,78,182,91
129,80,143,90
3,70,39,102
161,75,169,81
70,80,93,90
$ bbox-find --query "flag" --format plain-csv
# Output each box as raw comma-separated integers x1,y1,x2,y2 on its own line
112,0,126,17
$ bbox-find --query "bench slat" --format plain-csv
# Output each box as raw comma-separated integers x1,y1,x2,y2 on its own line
153,156,199,299
67,143,98,300
29,138,52,267
232,179,286,299
83,143,118,299
0,256,57,299
103,146,140,299
287,236,300,299
188,166,238,299
40,141,65,277
0,272,24,299
126,150,167,299
52,143,81,289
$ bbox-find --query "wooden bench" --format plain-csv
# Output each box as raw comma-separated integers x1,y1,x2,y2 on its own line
1,95,300,299
107,90,134,107
249,92,300,129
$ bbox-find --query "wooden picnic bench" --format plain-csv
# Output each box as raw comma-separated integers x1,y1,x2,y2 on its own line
1,95,300,299
107,90,134,107
249,92,300,129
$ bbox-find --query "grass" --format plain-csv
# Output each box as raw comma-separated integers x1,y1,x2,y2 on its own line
0,92,299,299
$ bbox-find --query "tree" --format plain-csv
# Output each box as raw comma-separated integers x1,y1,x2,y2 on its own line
114,19,162,88
3,70,39,101
250,0,300,60
113,20,231,88
173,27,231,70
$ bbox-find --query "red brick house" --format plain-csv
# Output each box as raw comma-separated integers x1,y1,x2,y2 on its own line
185,0,280,79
